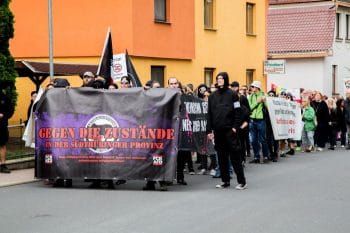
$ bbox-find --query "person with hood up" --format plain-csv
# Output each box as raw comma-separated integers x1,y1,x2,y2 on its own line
207,72,247,190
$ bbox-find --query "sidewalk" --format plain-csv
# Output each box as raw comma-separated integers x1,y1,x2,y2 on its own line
0,168,38,187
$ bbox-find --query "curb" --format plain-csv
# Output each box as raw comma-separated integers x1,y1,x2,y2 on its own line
5,157,35,170
0,179,40,188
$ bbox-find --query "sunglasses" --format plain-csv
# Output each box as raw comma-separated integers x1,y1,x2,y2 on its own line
169,82,178,85
121,81,130,85
84,76,93,78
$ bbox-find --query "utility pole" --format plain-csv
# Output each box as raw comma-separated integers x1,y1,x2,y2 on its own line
48,0,54,80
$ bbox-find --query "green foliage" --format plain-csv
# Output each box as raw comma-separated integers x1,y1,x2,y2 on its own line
0,0,18,110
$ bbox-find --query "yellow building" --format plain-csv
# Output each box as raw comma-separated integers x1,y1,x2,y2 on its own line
10,0,267,125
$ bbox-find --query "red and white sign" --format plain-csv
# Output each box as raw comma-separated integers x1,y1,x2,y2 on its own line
111,53,127,82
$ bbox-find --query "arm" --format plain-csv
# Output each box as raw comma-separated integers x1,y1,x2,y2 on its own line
232,92,243,131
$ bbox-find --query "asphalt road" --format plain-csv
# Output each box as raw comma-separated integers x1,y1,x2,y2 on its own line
1,149,350,233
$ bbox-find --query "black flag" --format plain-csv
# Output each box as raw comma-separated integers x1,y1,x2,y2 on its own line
96,28,113,85
125,50,142,87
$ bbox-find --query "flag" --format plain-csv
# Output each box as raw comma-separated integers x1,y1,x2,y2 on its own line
125,50,142,87
96,27,113,85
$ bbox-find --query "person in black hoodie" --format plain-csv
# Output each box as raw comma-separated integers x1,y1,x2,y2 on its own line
207,72,247,190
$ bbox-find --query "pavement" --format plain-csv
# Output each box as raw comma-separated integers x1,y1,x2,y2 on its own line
0,168,37,187
1,149,350,233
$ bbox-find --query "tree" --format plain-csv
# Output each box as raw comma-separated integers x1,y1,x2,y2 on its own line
0,0,17,118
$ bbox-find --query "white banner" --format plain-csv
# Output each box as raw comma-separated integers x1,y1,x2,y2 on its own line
111,53,127,82
266,97,302,140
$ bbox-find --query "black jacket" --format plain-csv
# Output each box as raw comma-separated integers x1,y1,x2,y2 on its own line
0,91,13,128
311,100,330,125
207,87,243,132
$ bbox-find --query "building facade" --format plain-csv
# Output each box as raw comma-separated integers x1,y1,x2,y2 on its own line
10,0,267,124
267,0,350,97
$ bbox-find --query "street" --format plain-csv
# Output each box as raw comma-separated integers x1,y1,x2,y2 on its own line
1,149,350,233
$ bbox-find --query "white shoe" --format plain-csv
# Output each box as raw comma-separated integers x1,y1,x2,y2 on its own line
317,147,323,152
216,182,230,188
341,145,345,148
197,169,206,175
235,183,247,190
189,171,195,175
209,169,216,176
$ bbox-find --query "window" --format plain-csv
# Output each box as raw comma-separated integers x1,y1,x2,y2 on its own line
336,13,341,39
151,66,165,87
346,15,350,40
204,0,214,29
246,3,255,35
154,0,167,22
332,65,337,95
204,68,215,86
246,69,255,86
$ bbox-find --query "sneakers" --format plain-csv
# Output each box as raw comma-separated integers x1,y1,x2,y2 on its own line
286,149,295,155
189,170,195,175
235,183,247,190
209,169,216,176
317,147,323,152
295,147,301,152
216,182,230,188
0,165,11,173
177,179,188,185
115,180,126,185
249,159,260,164
197,169,207,175
142,181,156,191
262,157,270,163
159,182,168,191
328,147,335,150
341,145,345,148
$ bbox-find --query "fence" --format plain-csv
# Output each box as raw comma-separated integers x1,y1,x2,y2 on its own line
7,120,34,160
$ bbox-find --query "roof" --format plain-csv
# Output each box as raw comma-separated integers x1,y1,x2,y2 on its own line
269,0,329,5
16,61,98,77
268,5,336,57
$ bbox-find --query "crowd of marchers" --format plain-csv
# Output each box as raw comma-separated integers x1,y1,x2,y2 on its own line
2,71,349,192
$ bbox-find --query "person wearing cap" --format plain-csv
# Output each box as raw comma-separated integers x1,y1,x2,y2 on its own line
82,71,95,87
207,72,247,190
248,80,270,163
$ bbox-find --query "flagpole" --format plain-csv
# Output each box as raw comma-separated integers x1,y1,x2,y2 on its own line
97,27,111,75
48,0,54,81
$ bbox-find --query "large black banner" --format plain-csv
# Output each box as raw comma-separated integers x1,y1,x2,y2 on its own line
179,95,215,155
35,88,180,181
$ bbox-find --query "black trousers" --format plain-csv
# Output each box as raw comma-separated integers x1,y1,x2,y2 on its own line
315,123,329,148
238,128,248,162
177,150,189,181
214,129,246,185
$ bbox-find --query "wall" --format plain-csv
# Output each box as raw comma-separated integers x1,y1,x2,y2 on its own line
267,58,325,92
9,0,267,124
324,6,350,96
